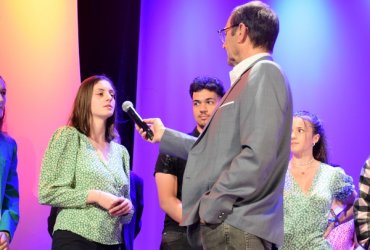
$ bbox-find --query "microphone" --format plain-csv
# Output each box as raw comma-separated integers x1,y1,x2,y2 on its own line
122,101,154,140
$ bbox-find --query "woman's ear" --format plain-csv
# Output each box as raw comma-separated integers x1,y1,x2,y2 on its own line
313,134,320,145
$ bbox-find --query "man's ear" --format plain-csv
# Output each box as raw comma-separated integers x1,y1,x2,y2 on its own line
237,23,248,43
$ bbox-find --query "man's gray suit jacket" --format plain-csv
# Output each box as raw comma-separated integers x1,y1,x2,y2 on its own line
160,56,293,246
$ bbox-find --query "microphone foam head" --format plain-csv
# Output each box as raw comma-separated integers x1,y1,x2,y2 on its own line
122,101,133,112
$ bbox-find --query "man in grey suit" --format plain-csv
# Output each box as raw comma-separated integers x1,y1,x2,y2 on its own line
137,1,292,249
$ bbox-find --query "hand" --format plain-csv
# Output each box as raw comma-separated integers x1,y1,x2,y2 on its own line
109,197,133,217
0,231,10,250
323,222,335,238
87,190,124,211
136,118,165,143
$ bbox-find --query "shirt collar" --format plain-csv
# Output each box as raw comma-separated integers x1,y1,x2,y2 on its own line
229,53,271,86
192,127,201,137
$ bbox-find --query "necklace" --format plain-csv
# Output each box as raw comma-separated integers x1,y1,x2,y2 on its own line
291,158,315,175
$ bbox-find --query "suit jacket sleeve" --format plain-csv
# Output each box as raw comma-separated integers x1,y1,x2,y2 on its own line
199,61,292,223
160,128,197,160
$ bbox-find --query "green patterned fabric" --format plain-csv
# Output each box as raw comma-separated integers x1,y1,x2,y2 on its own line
39,126,132,245
281,163,354,249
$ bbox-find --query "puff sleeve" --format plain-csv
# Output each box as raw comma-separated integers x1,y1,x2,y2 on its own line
331,167,355,201
38,127,89,208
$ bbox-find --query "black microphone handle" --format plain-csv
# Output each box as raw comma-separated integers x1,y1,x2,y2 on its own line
126,108,154,140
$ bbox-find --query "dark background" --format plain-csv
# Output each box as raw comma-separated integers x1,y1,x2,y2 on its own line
78,0,141,167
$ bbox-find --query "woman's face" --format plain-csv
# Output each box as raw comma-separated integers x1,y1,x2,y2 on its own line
290,117,319,156
0,79,6,119
90,80,116,120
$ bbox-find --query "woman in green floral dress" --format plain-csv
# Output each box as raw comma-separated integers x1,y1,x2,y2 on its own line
281,111,356,249
39,75,133,250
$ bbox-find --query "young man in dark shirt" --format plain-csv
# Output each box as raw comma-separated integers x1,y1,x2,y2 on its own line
154,76,224,249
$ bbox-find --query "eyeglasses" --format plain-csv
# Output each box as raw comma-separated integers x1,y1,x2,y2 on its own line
217,24,238,43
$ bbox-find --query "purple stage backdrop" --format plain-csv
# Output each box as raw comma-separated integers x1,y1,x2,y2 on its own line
2,1,369,249
134,0,370,249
